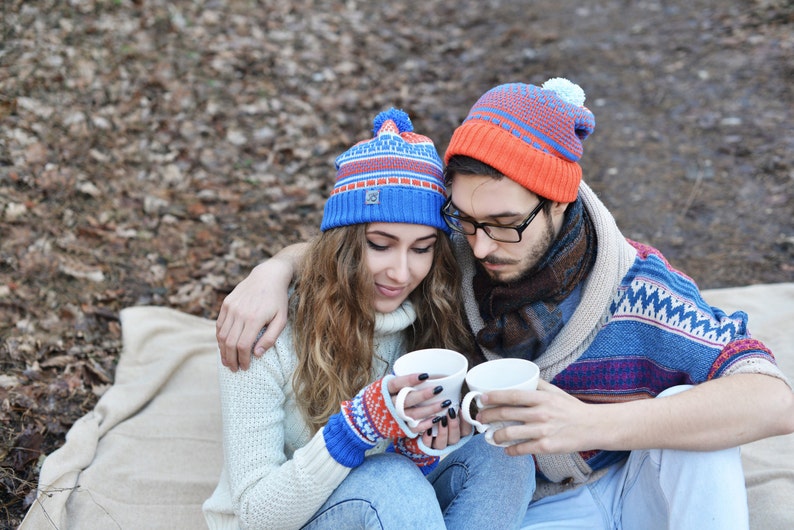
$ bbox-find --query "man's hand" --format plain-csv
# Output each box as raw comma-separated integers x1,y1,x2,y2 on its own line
477,374,794,457
216,246,304,371
476,380,597,456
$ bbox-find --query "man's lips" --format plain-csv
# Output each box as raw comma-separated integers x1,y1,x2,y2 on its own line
479,257,515,270
482,261,504,270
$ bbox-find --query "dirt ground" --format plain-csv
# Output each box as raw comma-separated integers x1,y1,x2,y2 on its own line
1,0,792,525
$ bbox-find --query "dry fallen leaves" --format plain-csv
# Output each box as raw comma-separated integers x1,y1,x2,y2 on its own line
1,0,793,526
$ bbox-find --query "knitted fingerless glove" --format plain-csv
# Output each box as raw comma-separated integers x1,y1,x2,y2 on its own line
392,436,440,475
392,428,475,475
323,376,412,468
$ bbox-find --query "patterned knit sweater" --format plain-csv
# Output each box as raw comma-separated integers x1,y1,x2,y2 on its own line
454,182,788,499
202,303,416,530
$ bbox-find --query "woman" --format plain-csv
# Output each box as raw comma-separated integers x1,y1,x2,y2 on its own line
203,109,476,529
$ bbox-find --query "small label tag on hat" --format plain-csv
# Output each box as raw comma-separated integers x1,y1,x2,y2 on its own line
365,189,380,205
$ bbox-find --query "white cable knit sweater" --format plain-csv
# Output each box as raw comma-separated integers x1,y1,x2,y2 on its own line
202,302,417,530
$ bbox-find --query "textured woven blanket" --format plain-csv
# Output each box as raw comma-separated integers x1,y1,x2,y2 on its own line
21,284,794,529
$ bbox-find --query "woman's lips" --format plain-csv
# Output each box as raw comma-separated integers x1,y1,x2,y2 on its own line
376,283,406,298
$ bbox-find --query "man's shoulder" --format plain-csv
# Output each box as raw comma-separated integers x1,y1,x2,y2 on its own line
611,240,722,324
622,239,699,292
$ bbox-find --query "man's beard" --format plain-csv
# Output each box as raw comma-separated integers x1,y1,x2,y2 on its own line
479,215,556,284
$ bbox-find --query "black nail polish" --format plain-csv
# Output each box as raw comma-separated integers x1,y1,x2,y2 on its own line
418,373,430,380
448,408,457,419
433,385,443,395
427,428,433,436
441,399,452,408
441,416,448,427
433,415,444,424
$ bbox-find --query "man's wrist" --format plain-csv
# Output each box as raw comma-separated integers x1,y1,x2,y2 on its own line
252,255,293,285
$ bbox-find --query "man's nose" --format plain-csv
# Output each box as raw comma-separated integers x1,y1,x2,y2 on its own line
469,228,498,259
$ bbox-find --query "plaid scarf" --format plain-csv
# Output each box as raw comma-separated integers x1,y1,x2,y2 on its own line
472,198,596,360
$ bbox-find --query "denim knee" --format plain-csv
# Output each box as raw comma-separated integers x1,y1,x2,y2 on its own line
305,453,446,529
356,453,440,508
438,433,536,480
429,435,535,528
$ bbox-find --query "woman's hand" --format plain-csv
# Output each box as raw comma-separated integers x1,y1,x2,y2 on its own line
386,373,471,450
385,373,451,434
421,406,473,451
391,398,472,475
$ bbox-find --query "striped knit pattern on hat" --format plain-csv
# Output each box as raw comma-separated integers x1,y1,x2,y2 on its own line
321,108,449,233
444,78,596,203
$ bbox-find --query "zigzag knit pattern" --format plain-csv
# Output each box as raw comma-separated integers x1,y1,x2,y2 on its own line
455,183,783,489
554,240,774,398
546,239,776,477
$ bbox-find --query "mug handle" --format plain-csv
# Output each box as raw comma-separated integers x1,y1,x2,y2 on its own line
460,391,488,433
394,386,422,429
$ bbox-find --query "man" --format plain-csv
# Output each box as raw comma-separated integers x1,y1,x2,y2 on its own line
216,78,794,528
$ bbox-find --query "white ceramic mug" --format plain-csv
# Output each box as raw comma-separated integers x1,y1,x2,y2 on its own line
460,358,539,446
393,348,468,428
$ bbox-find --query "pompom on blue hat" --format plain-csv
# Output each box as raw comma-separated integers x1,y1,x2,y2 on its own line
321,108,449,233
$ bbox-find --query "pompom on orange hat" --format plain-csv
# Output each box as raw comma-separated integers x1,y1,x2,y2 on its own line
444,78,595,203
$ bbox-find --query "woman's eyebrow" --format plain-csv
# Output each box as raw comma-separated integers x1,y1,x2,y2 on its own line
366,231,438,242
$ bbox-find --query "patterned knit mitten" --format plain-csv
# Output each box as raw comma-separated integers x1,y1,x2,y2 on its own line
324,375,412,467
392,436,440,475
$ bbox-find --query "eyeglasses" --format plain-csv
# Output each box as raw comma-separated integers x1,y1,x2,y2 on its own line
441,197,548,243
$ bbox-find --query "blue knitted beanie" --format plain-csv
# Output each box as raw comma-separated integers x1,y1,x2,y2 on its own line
321,108,449,233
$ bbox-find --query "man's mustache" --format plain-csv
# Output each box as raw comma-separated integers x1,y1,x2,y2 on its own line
479,256,517,266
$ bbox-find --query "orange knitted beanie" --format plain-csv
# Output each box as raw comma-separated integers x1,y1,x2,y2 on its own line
445,78,595,203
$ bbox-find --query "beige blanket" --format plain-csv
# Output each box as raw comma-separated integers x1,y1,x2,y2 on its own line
21,284,794,529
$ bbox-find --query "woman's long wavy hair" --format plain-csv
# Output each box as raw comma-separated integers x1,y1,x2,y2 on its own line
291,224,474,433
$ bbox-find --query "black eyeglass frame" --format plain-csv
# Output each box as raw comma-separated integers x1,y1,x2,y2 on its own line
441,197,549,243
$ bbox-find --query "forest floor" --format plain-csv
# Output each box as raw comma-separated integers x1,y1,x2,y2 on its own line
1,0,792,526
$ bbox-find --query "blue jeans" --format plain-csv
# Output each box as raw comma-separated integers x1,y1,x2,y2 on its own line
521,386,749,529
305,384,748,529
520,443,748,529
429,434,536,529
303,453,446,529
303,437,536,529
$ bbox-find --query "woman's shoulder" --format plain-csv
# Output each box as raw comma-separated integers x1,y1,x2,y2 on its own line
218,320,299,388
259,319,300,371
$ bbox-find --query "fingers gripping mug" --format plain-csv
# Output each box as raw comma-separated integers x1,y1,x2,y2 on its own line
460,358,539,446
393,348,468,428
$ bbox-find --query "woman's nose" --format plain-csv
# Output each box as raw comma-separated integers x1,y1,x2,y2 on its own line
386,253,410,282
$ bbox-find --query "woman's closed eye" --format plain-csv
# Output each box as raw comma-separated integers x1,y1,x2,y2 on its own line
411,245,433,254
366,240,433,254
366,240,388,251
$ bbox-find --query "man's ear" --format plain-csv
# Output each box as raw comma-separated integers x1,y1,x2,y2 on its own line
548,201,572,235
551,201,571,216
